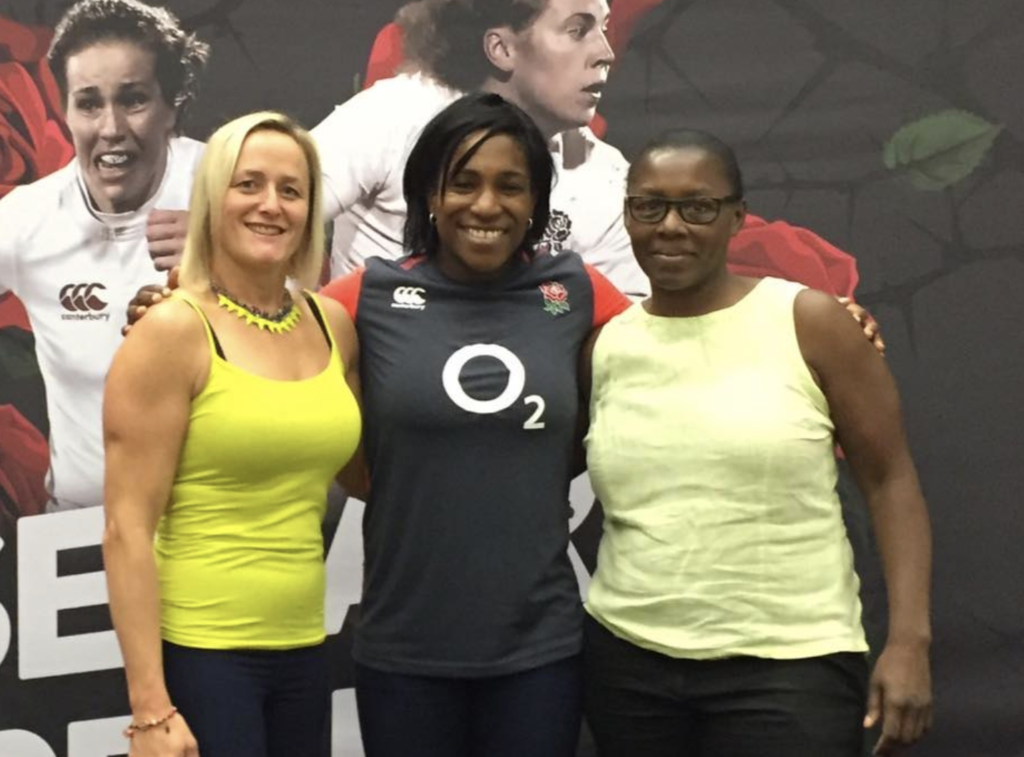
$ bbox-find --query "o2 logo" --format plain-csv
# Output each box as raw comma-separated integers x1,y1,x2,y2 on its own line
0,535,8,666
441,344,546,429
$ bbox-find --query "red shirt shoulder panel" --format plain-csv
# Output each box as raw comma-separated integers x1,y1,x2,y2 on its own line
320,268,365,321
585,264,631,328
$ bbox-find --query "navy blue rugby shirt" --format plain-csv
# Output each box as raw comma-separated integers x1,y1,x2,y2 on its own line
323,251,628,677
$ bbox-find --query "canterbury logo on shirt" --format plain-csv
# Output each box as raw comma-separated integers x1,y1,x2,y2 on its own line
391,286,427,310
59,283,111,321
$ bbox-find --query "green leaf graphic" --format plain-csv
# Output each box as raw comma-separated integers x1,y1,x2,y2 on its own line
883,109,1003,191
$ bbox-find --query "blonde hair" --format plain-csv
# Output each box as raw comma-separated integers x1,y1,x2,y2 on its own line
179,111,325,291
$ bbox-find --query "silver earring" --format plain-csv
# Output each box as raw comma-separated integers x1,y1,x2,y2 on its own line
429,213,437,225
527,218,534,229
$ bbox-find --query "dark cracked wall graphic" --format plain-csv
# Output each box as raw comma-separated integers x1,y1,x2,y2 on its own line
1,1,1021,756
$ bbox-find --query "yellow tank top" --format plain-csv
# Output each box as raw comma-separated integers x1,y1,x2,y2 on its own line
585,277,866,660
156,292,361,649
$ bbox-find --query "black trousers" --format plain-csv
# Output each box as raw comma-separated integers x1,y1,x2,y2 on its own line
355,654,583,757
163,640,330,757
582,615,868,757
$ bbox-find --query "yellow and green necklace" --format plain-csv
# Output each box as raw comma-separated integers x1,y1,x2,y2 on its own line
211,282,301,334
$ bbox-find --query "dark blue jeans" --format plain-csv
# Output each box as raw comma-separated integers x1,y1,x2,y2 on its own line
162,640,330,757
355,654,583,757
583,615,868,757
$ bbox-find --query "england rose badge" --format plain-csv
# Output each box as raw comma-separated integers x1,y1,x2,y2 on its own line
539,281,571,316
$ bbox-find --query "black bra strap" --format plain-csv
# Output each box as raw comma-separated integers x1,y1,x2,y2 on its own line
304,292,332,348
209,326,226,361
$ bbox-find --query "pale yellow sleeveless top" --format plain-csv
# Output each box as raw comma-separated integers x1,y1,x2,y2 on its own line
156,292,361,649
585,277,866,659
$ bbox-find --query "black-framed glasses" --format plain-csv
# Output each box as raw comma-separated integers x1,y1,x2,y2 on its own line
625,194,743,225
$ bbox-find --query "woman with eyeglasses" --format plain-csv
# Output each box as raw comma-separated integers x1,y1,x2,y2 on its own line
579,130,933,757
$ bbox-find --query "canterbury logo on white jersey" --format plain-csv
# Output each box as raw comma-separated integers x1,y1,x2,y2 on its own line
391,286,427,310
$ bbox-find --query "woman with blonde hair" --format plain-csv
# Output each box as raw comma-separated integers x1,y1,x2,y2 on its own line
102,110,361,757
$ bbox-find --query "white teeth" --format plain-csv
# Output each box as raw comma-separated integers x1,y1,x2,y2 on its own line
465,228,503,240
97,153,129,167
247,223,283,236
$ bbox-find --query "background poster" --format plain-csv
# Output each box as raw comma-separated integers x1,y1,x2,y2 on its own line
1,1,1022,755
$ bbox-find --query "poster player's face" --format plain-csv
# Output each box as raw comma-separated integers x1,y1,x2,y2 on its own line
64,40,176,214
508,0,613,136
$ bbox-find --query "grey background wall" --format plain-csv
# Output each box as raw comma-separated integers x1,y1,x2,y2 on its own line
1,1,1022,755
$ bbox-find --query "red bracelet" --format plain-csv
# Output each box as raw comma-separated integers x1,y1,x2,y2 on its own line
123,706,178,739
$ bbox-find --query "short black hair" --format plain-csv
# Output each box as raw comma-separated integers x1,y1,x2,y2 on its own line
403,91,554,258
48,0,209,133
397,0,546,91
628,129,745,198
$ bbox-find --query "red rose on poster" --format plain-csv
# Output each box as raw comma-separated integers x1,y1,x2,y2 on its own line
0,15,74,199
0,291,30,331
728,214,859,298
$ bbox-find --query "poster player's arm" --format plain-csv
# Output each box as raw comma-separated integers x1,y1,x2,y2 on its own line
591,204,650,300
102,301,205,755
310,85,402,223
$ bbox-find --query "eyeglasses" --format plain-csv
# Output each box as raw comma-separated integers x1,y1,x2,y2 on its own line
625,194,743,225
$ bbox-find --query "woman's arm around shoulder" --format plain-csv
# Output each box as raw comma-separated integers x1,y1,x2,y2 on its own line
794,288,932,756
573,325,606,476
103,297,206,757
315,294,368,499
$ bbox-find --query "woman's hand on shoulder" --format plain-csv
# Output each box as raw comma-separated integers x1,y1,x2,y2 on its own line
794,288,887,395
837,296,885,354
123,266,180,335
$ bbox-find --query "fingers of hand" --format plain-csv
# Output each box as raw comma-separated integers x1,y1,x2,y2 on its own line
869,690,932,754
129,288,164,309
146,210,187,269
146,209,188,235
147,237,184,255
864,679,882,729
154,256,181,272
126,304,147,327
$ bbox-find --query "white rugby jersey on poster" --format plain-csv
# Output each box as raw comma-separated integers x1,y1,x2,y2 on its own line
312,72,649,298
0,137,204,511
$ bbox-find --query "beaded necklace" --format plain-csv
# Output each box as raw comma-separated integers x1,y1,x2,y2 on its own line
211,282,301,334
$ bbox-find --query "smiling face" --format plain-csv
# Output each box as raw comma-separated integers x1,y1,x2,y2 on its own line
625,146,746,297
502,0,613,136
431,131,537,283
216,129,311,278
64,40,176,214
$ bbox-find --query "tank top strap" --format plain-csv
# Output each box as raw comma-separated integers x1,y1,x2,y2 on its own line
173,290,225,360
302,290,338,356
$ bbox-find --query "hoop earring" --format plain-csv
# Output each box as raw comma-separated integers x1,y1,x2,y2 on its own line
527,218,534,229
429,213,437,226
